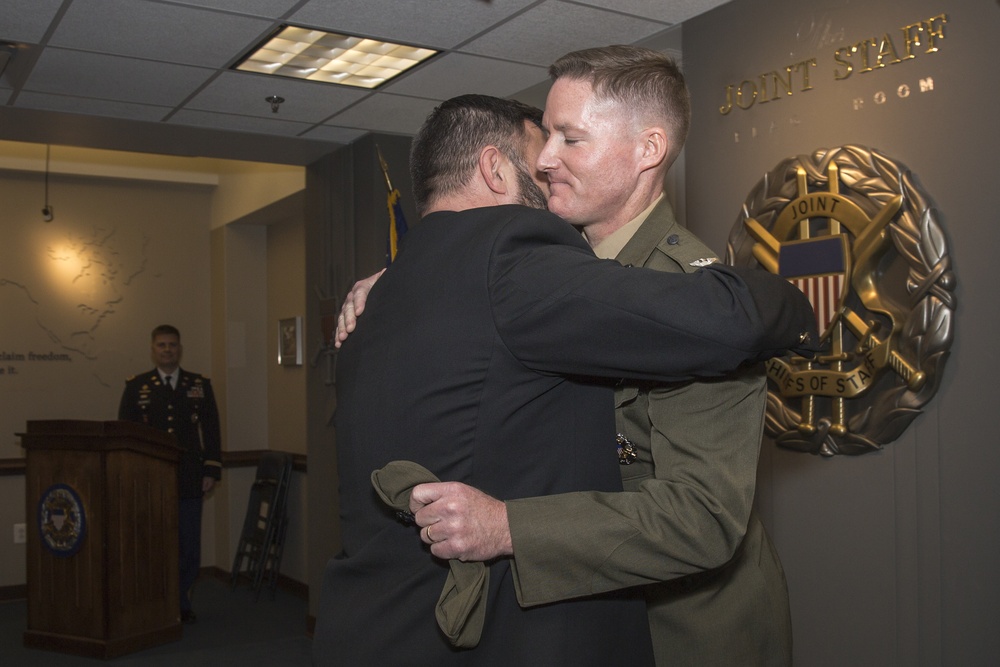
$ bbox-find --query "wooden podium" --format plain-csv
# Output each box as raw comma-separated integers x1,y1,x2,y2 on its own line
21,419,183,659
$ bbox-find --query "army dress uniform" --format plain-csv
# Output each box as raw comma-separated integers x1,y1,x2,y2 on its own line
118,369,222,497
118,368,222,617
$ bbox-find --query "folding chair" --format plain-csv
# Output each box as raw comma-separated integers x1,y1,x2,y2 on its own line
230,452,292,600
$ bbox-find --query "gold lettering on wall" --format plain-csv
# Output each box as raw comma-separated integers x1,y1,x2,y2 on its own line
720,13,948,114
719,60,817,113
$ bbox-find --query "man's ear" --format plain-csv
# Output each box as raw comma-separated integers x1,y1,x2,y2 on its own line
638,127,669,172
478,145,509,195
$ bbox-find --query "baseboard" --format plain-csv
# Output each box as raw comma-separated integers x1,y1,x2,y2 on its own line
0,583,27,602
1,569,308,604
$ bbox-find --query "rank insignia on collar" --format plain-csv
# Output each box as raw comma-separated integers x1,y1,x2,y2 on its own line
616,433,637,465
689,257,719,267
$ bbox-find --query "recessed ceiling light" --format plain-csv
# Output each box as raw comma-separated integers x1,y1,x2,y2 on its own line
233,26,437,89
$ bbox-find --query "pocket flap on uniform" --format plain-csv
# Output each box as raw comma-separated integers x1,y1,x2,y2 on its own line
614,385,639,408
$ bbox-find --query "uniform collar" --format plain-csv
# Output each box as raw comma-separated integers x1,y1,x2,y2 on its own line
590,194,664,260
614,197,681,267
157,368,179,386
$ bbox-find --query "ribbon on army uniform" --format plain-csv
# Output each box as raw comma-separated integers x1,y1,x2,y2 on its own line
370,460,489,648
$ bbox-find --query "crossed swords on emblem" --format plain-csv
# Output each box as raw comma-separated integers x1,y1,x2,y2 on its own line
742,169,925,438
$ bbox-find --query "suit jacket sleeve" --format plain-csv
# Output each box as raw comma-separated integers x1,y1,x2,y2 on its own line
487,210,817,382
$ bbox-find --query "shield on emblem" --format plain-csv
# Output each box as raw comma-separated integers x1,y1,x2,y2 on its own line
778,234,849,340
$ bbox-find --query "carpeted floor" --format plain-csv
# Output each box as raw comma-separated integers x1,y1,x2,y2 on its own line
0,576,311,666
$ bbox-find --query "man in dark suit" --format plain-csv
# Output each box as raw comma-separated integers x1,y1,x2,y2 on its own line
118,324,222,624
313,94,816,665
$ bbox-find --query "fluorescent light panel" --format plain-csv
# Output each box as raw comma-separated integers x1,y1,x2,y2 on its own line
235,26,436,89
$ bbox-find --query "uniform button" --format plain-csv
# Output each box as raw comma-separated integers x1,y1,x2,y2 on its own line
667,234,680,245
168,405,174,410
168,428,175,433
168,415,174,421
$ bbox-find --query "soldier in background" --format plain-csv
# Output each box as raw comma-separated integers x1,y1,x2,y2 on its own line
118,324,221,624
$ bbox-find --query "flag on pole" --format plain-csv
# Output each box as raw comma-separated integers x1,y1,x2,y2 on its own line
378,145,408,266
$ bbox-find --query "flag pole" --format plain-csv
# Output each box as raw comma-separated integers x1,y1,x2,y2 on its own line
376,144,393,193
377,145,408,265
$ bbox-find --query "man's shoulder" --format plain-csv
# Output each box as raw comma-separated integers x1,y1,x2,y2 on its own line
638,205,720,274
651,226,719,272
124,369,157,385
179,369,211,383
489,205,589,249
617,200,715,272
412,205,576,253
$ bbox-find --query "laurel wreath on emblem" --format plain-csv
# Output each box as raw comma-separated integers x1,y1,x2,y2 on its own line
726,145,956,456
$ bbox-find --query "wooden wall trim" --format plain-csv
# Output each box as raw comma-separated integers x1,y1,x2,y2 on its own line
0,450,307,477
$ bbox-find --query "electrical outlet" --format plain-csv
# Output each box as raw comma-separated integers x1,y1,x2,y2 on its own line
13,523,26,544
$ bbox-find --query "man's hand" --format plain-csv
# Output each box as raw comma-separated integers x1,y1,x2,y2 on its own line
410,481,513,561
334,269,385,347
202,476,215,494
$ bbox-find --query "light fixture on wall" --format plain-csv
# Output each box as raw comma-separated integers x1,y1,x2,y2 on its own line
42,145,53,222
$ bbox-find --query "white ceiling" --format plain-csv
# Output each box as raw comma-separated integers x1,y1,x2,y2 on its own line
0,0,729,165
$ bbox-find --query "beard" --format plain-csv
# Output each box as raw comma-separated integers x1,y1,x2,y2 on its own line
513,162,549,211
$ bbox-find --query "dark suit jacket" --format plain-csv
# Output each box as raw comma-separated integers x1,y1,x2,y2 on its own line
314,205,816,666
118,368,222,499
507,200,792,666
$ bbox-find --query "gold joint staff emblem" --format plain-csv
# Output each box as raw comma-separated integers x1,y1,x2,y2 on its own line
726,145,955,455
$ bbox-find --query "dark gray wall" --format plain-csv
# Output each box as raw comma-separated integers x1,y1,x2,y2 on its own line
683,1,998,665
303,132,414,620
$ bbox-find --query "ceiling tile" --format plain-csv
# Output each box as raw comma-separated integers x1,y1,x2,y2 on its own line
299,125,369,145
461,0,668,66
24,48,214,106
165,0,301,18
326,94,441,136
185,71,368,124
574,0,731,23
0,0,65,44
51,0,274,68
385,53,547,101
14,91,170,122
169,108,315,137
289,0,538,49
0,0,729,163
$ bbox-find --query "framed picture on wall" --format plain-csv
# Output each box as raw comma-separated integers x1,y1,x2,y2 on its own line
278,316,303,366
